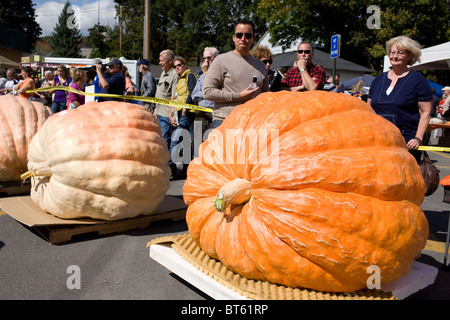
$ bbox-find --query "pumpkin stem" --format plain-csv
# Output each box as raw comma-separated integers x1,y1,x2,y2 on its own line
20,171,34,181
20,162,52,182
214,178,252,213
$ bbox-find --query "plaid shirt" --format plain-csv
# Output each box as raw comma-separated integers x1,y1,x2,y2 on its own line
281,64,326,89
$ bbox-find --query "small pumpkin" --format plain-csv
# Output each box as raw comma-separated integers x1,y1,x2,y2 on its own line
0,95,51,182
183,91,429,292
25,101,170,221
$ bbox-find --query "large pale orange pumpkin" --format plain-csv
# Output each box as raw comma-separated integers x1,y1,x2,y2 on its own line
0,95,51,182
26,101,170,221
183,91,429,293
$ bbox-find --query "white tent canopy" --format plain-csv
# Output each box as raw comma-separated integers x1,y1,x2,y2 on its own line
258,31,304,55
383,41,450,72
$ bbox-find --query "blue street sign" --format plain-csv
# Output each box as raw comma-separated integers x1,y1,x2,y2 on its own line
330,34,340,59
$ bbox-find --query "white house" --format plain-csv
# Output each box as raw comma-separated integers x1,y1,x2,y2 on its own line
257,32,374,82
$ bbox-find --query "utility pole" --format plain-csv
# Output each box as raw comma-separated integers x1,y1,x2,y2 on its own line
144,0,151,60
119,5,123,54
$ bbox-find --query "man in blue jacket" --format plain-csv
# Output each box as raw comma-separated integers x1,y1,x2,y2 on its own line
96,58,125,102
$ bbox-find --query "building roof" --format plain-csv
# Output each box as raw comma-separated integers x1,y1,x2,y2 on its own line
271,49,374,73
0,55,20,69
258,31,305,55
258,32,374,74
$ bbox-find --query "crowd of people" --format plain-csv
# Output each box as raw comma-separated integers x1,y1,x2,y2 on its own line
0,18,445,176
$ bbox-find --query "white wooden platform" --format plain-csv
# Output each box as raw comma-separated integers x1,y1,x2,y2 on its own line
149,242,438,300
150,243,249,300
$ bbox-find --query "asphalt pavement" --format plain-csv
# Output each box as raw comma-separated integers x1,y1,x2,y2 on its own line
1,150,450,302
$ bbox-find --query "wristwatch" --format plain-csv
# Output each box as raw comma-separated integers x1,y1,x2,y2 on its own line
414,137,422,145
300,68,307,73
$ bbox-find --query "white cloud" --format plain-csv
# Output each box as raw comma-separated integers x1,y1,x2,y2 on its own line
35,0,118,37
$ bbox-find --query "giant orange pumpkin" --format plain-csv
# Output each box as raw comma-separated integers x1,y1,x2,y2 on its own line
183,91,429,293
25,101,171,221
0,95,51,182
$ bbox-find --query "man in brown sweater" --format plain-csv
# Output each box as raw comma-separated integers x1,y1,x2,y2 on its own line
203,19,269,129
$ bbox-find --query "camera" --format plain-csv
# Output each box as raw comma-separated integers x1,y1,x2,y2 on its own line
250,76,258,90
92,64,107,71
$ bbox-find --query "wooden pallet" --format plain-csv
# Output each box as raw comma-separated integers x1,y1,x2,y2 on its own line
0,181,31,197
33,208,186,245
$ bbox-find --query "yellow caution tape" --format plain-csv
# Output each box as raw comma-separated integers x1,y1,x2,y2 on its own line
417,146,450,153
25,85,213,113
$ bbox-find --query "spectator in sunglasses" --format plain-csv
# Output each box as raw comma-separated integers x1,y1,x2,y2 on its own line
192,47,220,132
281,42,326,91
203,18,269,129
250,45,281,92
168,56,197,180
192,47,219,110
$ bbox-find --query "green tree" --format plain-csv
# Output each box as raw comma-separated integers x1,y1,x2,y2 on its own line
257,0,450,72
49,1,83,58
0,0,42,49
108,0,267,64
88,23,110,59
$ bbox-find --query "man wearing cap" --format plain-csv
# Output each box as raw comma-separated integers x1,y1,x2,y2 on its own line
91,58,108,102
96,58,125,102
138,58,157,113
154,49,179,148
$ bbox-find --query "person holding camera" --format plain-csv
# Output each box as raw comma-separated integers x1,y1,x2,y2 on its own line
91,58,107,102
202,19,268,129
95,58,125,102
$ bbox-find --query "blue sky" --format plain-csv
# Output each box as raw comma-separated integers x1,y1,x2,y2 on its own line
33,0,118,36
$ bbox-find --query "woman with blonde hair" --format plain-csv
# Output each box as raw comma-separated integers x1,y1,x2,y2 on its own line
67,68,87,109
368,35,432,163
168,56,197,179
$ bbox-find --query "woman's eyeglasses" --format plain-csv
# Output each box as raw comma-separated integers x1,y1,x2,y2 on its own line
262,59,272,65
175,63,184,68
235,32,253,40
389,51,407,57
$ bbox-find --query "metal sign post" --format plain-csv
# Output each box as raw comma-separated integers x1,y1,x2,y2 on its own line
330,34,341,85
